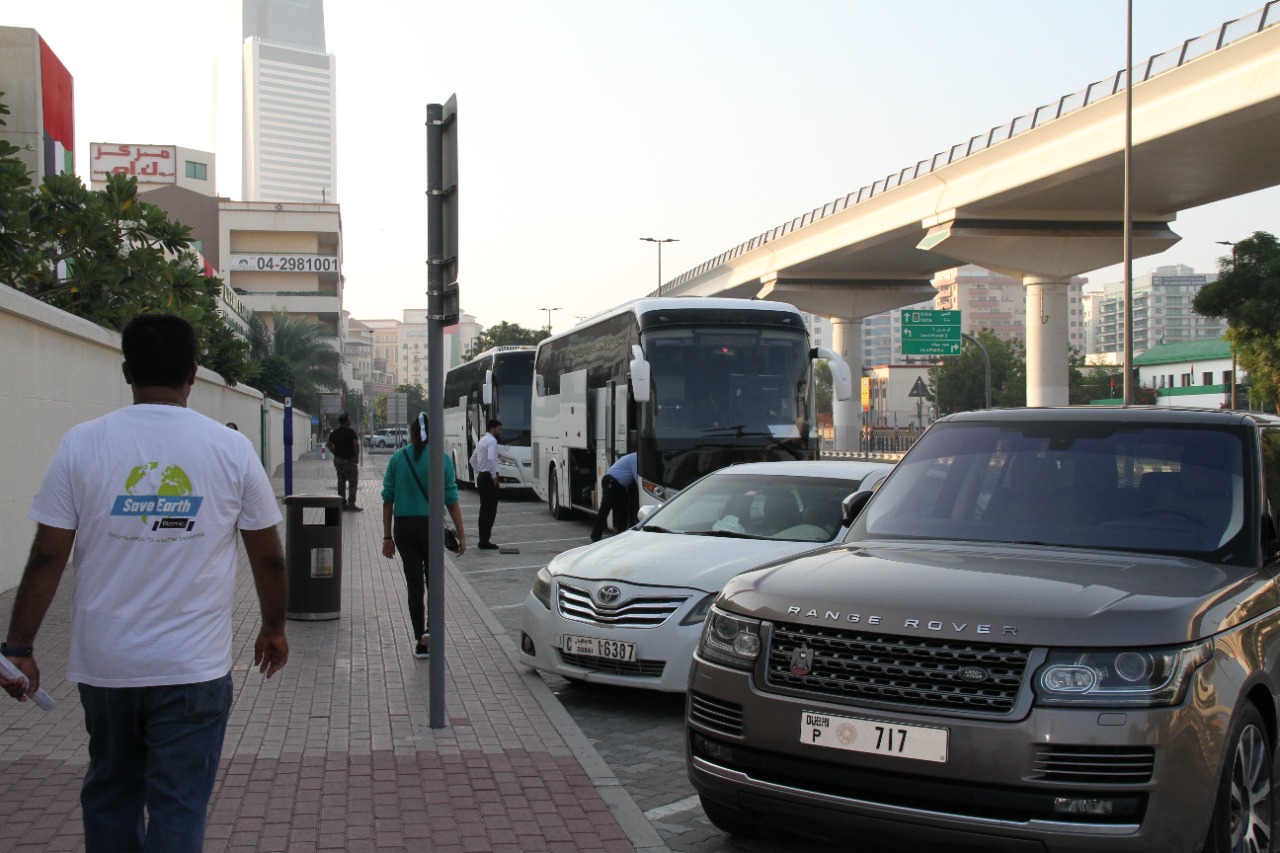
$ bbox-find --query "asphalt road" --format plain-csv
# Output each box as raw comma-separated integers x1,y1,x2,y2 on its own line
364,448,852,852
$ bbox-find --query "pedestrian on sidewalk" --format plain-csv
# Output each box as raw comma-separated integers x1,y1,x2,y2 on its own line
382,412,467,658
1,313,289,853
326,412,362,511
469,418,502,550
591,451,638,542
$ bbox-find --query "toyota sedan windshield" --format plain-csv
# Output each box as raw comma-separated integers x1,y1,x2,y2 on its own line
647,472,875,543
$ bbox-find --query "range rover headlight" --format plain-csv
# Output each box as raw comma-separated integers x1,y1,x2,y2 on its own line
1035,641,1213,707
532,568,553,610
696,606,762,670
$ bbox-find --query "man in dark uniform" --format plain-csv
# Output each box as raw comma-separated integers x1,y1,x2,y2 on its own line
326,413,362,511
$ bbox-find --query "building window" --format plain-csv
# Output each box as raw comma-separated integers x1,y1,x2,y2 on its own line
1203,371,1213,386
185,161,208,181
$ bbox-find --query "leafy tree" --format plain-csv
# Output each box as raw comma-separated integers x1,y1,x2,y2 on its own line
0,103,252,384
246,313,342,414
462,321,549,361
1069,348,1122,405
371,383,427,426
813,360,833,417
930,330,1026,414
1193,231,1280,412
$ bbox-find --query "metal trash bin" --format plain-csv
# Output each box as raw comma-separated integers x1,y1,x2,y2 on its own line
284,494,343,620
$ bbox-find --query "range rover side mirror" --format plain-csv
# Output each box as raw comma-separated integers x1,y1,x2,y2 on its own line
841,490,873,527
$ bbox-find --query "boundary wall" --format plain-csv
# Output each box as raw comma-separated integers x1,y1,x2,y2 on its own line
0,285,312,592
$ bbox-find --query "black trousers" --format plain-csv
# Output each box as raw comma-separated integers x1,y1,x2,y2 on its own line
592,474,631,540
477,472,499,545
393,516,431,640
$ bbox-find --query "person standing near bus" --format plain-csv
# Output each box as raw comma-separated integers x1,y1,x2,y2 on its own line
469,419,502,550
591,452,638,542
326,413,362,511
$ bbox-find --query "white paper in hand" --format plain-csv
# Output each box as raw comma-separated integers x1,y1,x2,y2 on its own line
0,656,55,711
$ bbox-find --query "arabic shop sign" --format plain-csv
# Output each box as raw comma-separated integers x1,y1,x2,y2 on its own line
90,143,177,184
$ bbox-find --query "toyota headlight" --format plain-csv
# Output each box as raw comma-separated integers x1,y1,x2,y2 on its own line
680,592,717,626
532,568,553,610
696,606,762,670
1035,641,1212,707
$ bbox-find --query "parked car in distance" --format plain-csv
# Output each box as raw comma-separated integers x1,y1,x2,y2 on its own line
688,407,1280,852
368,427,408,448
519,459,893,693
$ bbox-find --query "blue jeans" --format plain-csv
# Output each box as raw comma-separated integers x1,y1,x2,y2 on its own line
78,674,233,853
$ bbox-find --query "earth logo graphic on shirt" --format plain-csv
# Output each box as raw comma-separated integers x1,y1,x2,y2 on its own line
111,462,204,531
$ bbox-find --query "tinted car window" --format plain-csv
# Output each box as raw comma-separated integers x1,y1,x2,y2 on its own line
856,420,1250,563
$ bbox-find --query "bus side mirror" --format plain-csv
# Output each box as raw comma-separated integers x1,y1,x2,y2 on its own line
630,345,651,403
813,346,853,401
482,369,493,406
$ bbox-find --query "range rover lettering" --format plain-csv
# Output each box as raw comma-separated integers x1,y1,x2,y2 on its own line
687,407,1280,852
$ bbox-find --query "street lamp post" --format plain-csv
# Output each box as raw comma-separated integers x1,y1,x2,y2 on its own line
540,307,561,333
640,237,679,291
1216,240,1239,409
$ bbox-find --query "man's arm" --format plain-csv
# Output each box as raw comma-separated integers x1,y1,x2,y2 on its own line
240,525,288,678
350,434,361,464
1,524,75,701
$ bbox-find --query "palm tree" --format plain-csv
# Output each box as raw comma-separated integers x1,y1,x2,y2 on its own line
247,312,343,414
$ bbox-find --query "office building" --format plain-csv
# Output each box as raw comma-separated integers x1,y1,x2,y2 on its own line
242,0,338,203
1088,265,1224,359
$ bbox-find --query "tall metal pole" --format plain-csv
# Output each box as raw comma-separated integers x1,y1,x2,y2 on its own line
425,103,447,729
1122,0,1135,405
641,237,678,291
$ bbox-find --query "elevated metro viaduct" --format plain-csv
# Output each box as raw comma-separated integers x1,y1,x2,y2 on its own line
653,5,1280,450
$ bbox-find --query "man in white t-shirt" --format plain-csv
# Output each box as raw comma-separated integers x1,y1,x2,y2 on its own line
0,314,288,853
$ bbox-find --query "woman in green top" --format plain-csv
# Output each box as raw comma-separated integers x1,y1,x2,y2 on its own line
381,413,467,658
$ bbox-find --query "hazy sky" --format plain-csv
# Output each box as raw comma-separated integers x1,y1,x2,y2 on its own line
12,1,1280,333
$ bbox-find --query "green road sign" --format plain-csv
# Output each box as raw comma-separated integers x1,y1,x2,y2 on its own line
902,309,961,356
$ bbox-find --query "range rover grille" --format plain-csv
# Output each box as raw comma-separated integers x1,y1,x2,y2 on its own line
557,582,687,628
1032,745,1155,783
765,622,1030,715
689,692,745,737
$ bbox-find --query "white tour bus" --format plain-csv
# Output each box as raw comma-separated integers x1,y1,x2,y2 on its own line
442,346,536,489
532,297,851,523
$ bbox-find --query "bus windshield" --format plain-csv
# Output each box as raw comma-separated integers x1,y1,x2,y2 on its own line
638,325,812,491
492,351,534,446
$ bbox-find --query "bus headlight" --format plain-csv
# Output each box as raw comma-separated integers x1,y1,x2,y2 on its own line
642,480,676,503
498,454,519,469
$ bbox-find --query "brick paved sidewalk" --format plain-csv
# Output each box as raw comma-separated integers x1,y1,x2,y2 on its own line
0,453,665,853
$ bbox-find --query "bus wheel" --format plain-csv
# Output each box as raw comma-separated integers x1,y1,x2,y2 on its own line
549,468,570,520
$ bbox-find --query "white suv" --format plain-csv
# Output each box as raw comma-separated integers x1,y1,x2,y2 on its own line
369,427,407,448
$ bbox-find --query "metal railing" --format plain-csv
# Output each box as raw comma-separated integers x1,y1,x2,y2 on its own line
654,2,1280,296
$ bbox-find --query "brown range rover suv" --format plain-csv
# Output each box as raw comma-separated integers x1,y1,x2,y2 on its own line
687,407,1280,852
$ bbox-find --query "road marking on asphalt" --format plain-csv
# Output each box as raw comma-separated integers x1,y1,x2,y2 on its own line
644,794,702,821
463,564,545,574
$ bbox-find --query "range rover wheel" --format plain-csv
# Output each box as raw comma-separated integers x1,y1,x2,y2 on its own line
699,796,783,840
549,468,570,520
1203,703,1275,853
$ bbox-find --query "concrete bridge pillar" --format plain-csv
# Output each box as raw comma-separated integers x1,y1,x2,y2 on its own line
831,319,862,452
1023,276,1071,407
